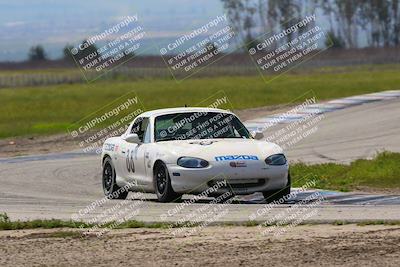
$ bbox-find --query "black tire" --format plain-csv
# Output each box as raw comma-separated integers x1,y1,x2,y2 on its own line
153,161,182,203
262,172,291,203
102,157,128,200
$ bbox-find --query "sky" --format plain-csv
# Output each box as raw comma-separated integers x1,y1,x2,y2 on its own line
0,0,225,61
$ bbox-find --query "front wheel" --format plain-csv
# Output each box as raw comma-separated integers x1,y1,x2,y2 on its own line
102,157,128,200
262,172,291,203
154,162,182,203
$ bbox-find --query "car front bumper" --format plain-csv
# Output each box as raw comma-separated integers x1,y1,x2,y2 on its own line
167,160,289,195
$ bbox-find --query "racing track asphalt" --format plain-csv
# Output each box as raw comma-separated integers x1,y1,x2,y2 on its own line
0,95,399,223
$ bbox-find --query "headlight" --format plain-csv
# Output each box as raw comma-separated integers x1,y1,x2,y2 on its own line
265,154,287,165
177,157,209,168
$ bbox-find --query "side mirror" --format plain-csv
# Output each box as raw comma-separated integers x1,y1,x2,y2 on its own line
124,133,141,144
252,131,264,140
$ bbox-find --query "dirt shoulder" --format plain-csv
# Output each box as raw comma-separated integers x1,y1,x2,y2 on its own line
1,224,399,267
0,133,81,158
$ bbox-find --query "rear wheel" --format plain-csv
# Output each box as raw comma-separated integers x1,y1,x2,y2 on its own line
154,162,181,203
102,157,128,200
262,172,291,203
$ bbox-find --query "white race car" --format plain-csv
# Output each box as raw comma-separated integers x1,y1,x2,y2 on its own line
101,107,290,202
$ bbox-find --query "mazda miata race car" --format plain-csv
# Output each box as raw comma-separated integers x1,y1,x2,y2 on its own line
101,107,290,202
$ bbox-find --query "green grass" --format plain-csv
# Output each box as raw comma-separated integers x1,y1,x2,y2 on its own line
291,152,400,191
0,212,176,231
0,213,89,230
1,65,400,138
0,212,199,231
2,212,400,232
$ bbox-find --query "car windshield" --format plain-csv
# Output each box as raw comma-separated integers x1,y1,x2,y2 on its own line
154,112,251,142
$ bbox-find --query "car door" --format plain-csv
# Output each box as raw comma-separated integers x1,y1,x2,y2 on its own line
116,117,143,183
131,117,151,187
122,117,151,187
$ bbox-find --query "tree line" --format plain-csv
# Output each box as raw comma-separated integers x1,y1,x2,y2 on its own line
28,40,98,62
221,0,400,49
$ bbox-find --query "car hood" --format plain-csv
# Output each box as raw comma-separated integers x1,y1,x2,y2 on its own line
156,139,283,162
